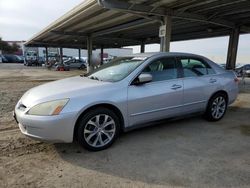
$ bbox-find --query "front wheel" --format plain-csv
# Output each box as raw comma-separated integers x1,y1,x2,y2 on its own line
77,107,120,151
205,93,227,121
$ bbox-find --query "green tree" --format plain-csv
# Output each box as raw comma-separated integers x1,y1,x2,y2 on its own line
0,38,20,53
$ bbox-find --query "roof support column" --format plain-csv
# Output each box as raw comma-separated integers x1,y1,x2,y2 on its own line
160,15,172,52
100,45,104,65
78,48,81,61
45,47,48,65
226,27,240,70
59,47,63,64
140,40,145,53
87,35,93,73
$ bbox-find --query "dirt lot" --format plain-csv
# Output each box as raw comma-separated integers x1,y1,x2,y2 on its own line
0,63,250,188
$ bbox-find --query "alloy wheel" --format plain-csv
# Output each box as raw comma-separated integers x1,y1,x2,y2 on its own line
83,114,116,148
211,96,226,119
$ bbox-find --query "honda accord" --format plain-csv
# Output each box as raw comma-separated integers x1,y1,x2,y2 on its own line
14,52,238,151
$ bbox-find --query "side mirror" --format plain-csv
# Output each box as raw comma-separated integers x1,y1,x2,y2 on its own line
134,73,152,85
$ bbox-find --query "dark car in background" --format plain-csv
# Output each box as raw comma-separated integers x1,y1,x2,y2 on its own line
235,64,250,77
0,55,8,63
2,54,22,63
14,55,24,63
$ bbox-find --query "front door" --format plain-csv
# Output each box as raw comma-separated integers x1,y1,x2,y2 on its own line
127,57,183,127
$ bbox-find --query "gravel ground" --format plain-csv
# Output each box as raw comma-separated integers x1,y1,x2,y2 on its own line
0,63,250,188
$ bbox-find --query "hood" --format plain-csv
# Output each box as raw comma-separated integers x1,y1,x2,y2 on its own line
20,76,110,107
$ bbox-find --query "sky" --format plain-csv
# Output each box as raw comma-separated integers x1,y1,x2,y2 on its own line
0,0,249,64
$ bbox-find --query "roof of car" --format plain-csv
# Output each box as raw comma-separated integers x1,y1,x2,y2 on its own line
130,52,203,58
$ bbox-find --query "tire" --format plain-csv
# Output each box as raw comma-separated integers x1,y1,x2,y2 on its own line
79,65,86,70
77,107,120,151
204,93,228,121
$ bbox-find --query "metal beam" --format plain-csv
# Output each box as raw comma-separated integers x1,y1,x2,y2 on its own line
45,47,48,65
173,11,235,28
192,0,248,13
50,30,87,37
78,48,81,61
226,28,240,70
50,30,142,43
92,19,157,37
241,26,250,33
59,47,63,64
98,0,166,17
160,15,172,52
140,40,145,53
100,45,104,65
97,0,250,33
87,35,93,73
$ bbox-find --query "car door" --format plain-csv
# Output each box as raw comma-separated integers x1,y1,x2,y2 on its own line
127,57,183,127
70,59,77,68
74,60,81,68
178,57,219,113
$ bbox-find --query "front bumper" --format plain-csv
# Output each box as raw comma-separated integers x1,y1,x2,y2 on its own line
14,108,76,143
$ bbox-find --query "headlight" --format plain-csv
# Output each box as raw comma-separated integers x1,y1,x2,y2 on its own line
27,99,69,116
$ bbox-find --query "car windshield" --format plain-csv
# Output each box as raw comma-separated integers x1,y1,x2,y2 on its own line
87,56,147,82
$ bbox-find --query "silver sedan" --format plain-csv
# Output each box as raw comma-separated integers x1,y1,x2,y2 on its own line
14,52,239,151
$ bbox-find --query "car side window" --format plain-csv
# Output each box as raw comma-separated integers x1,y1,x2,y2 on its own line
180,58,215,77
142,58,177,82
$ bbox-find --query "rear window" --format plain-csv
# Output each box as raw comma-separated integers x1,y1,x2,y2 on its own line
180,58,215,77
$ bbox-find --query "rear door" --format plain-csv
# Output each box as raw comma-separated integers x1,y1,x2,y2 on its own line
127,57,183,126
178,57,219,113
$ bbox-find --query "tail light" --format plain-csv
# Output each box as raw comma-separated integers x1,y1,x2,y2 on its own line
234,77,239,83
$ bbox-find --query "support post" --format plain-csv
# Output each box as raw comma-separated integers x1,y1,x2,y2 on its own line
160,15,172,52
78,48,81,61
226,28,240,70
100,45,104,65
140,41,145,53
45,47,48,65
59,47,63,64
87,35,93,72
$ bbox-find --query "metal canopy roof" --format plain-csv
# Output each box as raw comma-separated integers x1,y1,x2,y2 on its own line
25,0,250,49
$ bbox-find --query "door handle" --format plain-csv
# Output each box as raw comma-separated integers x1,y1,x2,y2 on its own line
171,84,182,90
209,78,217,83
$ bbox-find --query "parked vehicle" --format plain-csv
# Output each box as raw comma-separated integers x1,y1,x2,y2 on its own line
14,55,24,63
55,63,70,71
235,64,250,77
2,54,20,63
25,50,38,66
14,52,238,151
38,57,45,65
64,58,87,69
0,55,8,63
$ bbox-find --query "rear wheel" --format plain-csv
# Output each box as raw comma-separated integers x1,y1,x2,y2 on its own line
79,64,86,70
205,93,227,121
77,107,120,151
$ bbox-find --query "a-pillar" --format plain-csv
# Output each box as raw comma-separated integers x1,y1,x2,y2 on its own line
87,35,93,72
160,15,172,52
226,28,240,70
